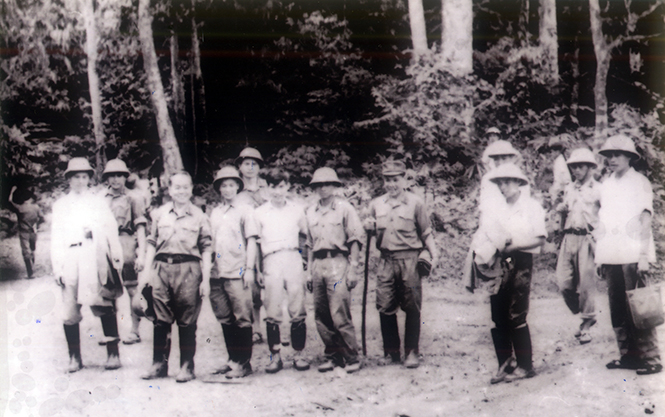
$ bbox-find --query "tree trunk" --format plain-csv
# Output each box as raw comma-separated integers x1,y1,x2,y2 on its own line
81,0,105,174
589,0,609,137
190,12,208,178
440,0,473,75
138,0,184,178
170,29,186,132
408,0,428,58
538,0,558,81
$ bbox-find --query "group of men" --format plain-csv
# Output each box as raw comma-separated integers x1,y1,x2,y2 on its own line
27,130,662,384
47,147,438,382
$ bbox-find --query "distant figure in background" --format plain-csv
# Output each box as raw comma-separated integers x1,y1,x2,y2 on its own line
555,148,600,345
8,185,43,278
596,135,662,375
235,147,269,345
51,157,124,372
484,164,546,384
102,159,148,345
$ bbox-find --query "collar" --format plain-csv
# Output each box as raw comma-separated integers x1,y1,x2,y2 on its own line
315,197,339,212
168,201,193,218
384,192,409,207
105,186,127,198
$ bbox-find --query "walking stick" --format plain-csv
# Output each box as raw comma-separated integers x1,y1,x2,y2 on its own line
361,234,371,356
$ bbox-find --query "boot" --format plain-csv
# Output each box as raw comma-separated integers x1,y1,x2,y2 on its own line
266,321,281,353
379,313,400,363
226,327,253,379
490,327,515,384
101,315,121,370
64,324,83,373
504,325,535,382
176,324,197,383
214,324,235,375
404,311,421,360
142,321,171,380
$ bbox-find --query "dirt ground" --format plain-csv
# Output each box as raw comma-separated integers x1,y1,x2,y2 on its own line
1,230,664,417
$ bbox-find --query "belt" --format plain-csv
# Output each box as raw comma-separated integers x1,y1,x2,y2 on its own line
155,254,200,264
313,249,347,260
380,249,420,259
563,228,588,236
70,242,82,247
119,229,134,236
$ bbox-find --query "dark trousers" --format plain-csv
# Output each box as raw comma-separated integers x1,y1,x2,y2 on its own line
603,264,661,366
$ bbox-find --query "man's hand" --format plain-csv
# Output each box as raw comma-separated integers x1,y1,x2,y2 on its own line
638,257,650,273
135,255,145,273
306,273,313,293
363,218,376,233
243,269,255,290
200,279,211,299
345,271,359,290
256,271,265,289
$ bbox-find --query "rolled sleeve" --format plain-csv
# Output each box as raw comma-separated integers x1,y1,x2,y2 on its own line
198,216,213,253
344,203,365,248
130,192,148,227
415,199,432,242
243,210,259,240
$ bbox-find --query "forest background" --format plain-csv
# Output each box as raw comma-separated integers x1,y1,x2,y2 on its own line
2,0,665,281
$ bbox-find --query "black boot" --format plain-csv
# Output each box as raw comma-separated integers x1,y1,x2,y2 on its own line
100,314,121,370
290,320,307,351
379,313,400,363
64,324,82,373
142,321,171,379
490,327,514,384
266,322,283,373
214,324,235,374
176,324,197,382
226,327,253,379
504,325,535,382
24,256,34,279
404,311,421,357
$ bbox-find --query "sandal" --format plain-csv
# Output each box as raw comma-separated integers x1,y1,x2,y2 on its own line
606,359,638,370
636,364,663,375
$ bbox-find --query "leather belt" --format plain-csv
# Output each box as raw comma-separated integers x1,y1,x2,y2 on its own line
313,249,347,260
155,254,200,264
563,228,588,236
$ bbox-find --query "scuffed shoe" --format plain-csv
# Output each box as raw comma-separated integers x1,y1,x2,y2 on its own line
293,351,310,371
345,361,361,374
67,355,83,373
175,363,195,383
122,333,141,345
266,352,283,374
318,360,335,373
606,358,639,370
490,357,516,384
636,364,662,376
142,362,168,380
578,331,592,345
574,318,597,338
104,354,122,370
97,336,120,346
377,354,400,366
404,351,420,369
226,362,252,379
212,363,232,375
503,366,536,382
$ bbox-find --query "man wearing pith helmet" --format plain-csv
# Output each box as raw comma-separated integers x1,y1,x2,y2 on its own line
208,166,258,378
305,167,365,374
51,157,124,372
555,148,600,345
596,135,661,375
102,159,148,346
484,163,546,383
364,160,439,369
234,147,269,344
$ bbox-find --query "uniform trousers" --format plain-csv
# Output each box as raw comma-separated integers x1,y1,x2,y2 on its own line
119,233,138,287
19,230,36,276
312,255,359,363
152,259,202,326
556,234,596,319
263,250,307,325
603,264,661,366
209,278,253,328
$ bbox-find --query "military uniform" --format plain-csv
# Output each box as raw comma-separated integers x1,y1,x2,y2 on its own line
9,195,42,278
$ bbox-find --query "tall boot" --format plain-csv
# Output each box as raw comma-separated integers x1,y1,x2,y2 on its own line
176,324,197,383
214,324,235,374
226,326,253,379
404,311,421,357
24,256,34,279
379,313,400,363
100,314,121,370
266,322,283,374
490,327,514,384
64,324,82,373
142,321,171,380
291,320,309,371
504,325,535,382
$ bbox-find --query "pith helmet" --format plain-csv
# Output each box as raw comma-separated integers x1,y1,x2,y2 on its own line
484,140,519,158
382,160,406,176
599,135,640,160
486,127,501,135
235,147,264,167
488,163,529,186
566,148,597,168
102,159,130,180
64,157,94,179
213,166,244,192
310,167,342,187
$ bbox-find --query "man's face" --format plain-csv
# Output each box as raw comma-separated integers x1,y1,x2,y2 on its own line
383,174,406,198
268,180,289,201
239,158,261,179
490,154,516,167
107,173,127,190
604,151,631,174
69,172,90,194
219,178,240,201
169,174,193,204
495,178,522,201
315,184,336,200
569,163,592,182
